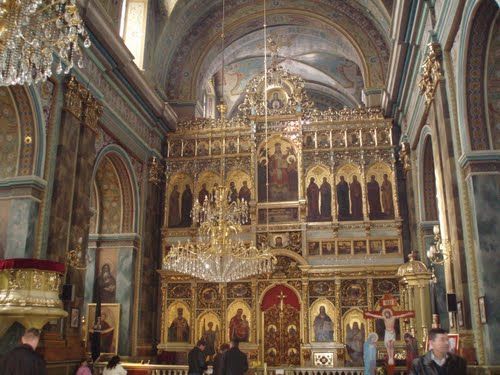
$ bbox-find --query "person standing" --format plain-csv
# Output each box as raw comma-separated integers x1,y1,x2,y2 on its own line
213,343,230,375
76,358,92,375
188,339,207,375
223,339,249,375
0,328,47,375
102,356,127,375
404,333,419,370
409,328,467,375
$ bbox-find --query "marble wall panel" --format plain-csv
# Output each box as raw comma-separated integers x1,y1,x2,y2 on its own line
471,174,500,364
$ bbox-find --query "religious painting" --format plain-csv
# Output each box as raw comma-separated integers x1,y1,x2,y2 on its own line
258,207,299,224
167,173,194,228
70,308,80,328
168,283,192,299
226,170,253,206
303,133,315,149
95,249,118,303
196,140,209,156
369,240,383,254
332,130,345,148
196,171,221,206
169,140,181,157
211,140,222,155
183,140,195,157
86,303,120,355
317,132,330,148
384,239,399,254
198,285,219,307
167,301,191,343
197,312,220,359
343,308,366,366
227,300,251,342
342,281,366,306
239,138,251,153
336,164,362,221
228,282,251,299
374,279,397,295
347,130,360,147
226,138,238,154
271,233,289,249
306,165,332,221
321,241,335,255
362,129,376,147
258,137,298,202
353,240,367,255
338,240,352,255
307,241,320,256
377,128,391,145
366,162,394,220
310,299,336,342
267,88,288,110
310,281,333,296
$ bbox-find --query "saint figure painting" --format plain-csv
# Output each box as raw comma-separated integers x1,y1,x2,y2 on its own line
313,305,334,342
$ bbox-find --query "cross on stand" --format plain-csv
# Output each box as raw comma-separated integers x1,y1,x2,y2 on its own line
364,294,415,373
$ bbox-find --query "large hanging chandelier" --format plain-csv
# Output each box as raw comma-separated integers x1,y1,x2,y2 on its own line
163,186,276,282
0,0,90,86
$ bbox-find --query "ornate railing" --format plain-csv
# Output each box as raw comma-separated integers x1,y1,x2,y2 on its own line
93,364,378,375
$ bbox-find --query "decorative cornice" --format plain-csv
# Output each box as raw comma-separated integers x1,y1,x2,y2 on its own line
82,91,103,133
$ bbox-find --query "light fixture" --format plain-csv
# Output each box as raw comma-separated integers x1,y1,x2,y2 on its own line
0,0,91,86
162,0,276,283
163,186,276,282
426,224,450,266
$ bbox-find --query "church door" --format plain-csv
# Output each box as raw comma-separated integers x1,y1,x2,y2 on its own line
261,285,300,366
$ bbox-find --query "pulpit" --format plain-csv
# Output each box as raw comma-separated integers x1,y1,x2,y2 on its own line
0,258,67,336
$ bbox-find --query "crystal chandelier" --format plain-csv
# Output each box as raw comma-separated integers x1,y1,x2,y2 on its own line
163,186,276,282
0,0,90,86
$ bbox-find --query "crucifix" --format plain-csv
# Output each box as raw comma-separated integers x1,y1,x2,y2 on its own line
277,290,287,311
364,294,414,367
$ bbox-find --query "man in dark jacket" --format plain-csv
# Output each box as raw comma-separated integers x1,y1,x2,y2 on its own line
213,343,230,375
223,339,249,375
409,328,466,375
0,328,47,375
188,339,207,375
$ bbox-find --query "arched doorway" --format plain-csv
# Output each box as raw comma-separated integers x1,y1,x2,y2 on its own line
260,284,301,366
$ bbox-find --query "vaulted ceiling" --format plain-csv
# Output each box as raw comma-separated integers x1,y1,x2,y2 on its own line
153,0,393,114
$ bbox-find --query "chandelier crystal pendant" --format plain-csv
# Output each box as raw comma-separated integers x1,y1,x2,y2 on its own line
163,186,276,283
0,0,91,86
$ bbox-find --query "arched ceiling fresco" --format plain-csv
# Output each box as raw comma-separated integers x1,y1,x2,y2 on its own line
154,0,391,113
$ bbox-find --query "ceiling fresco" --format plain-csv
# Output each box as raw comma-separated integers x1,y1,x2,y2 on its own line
154,0,391,112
